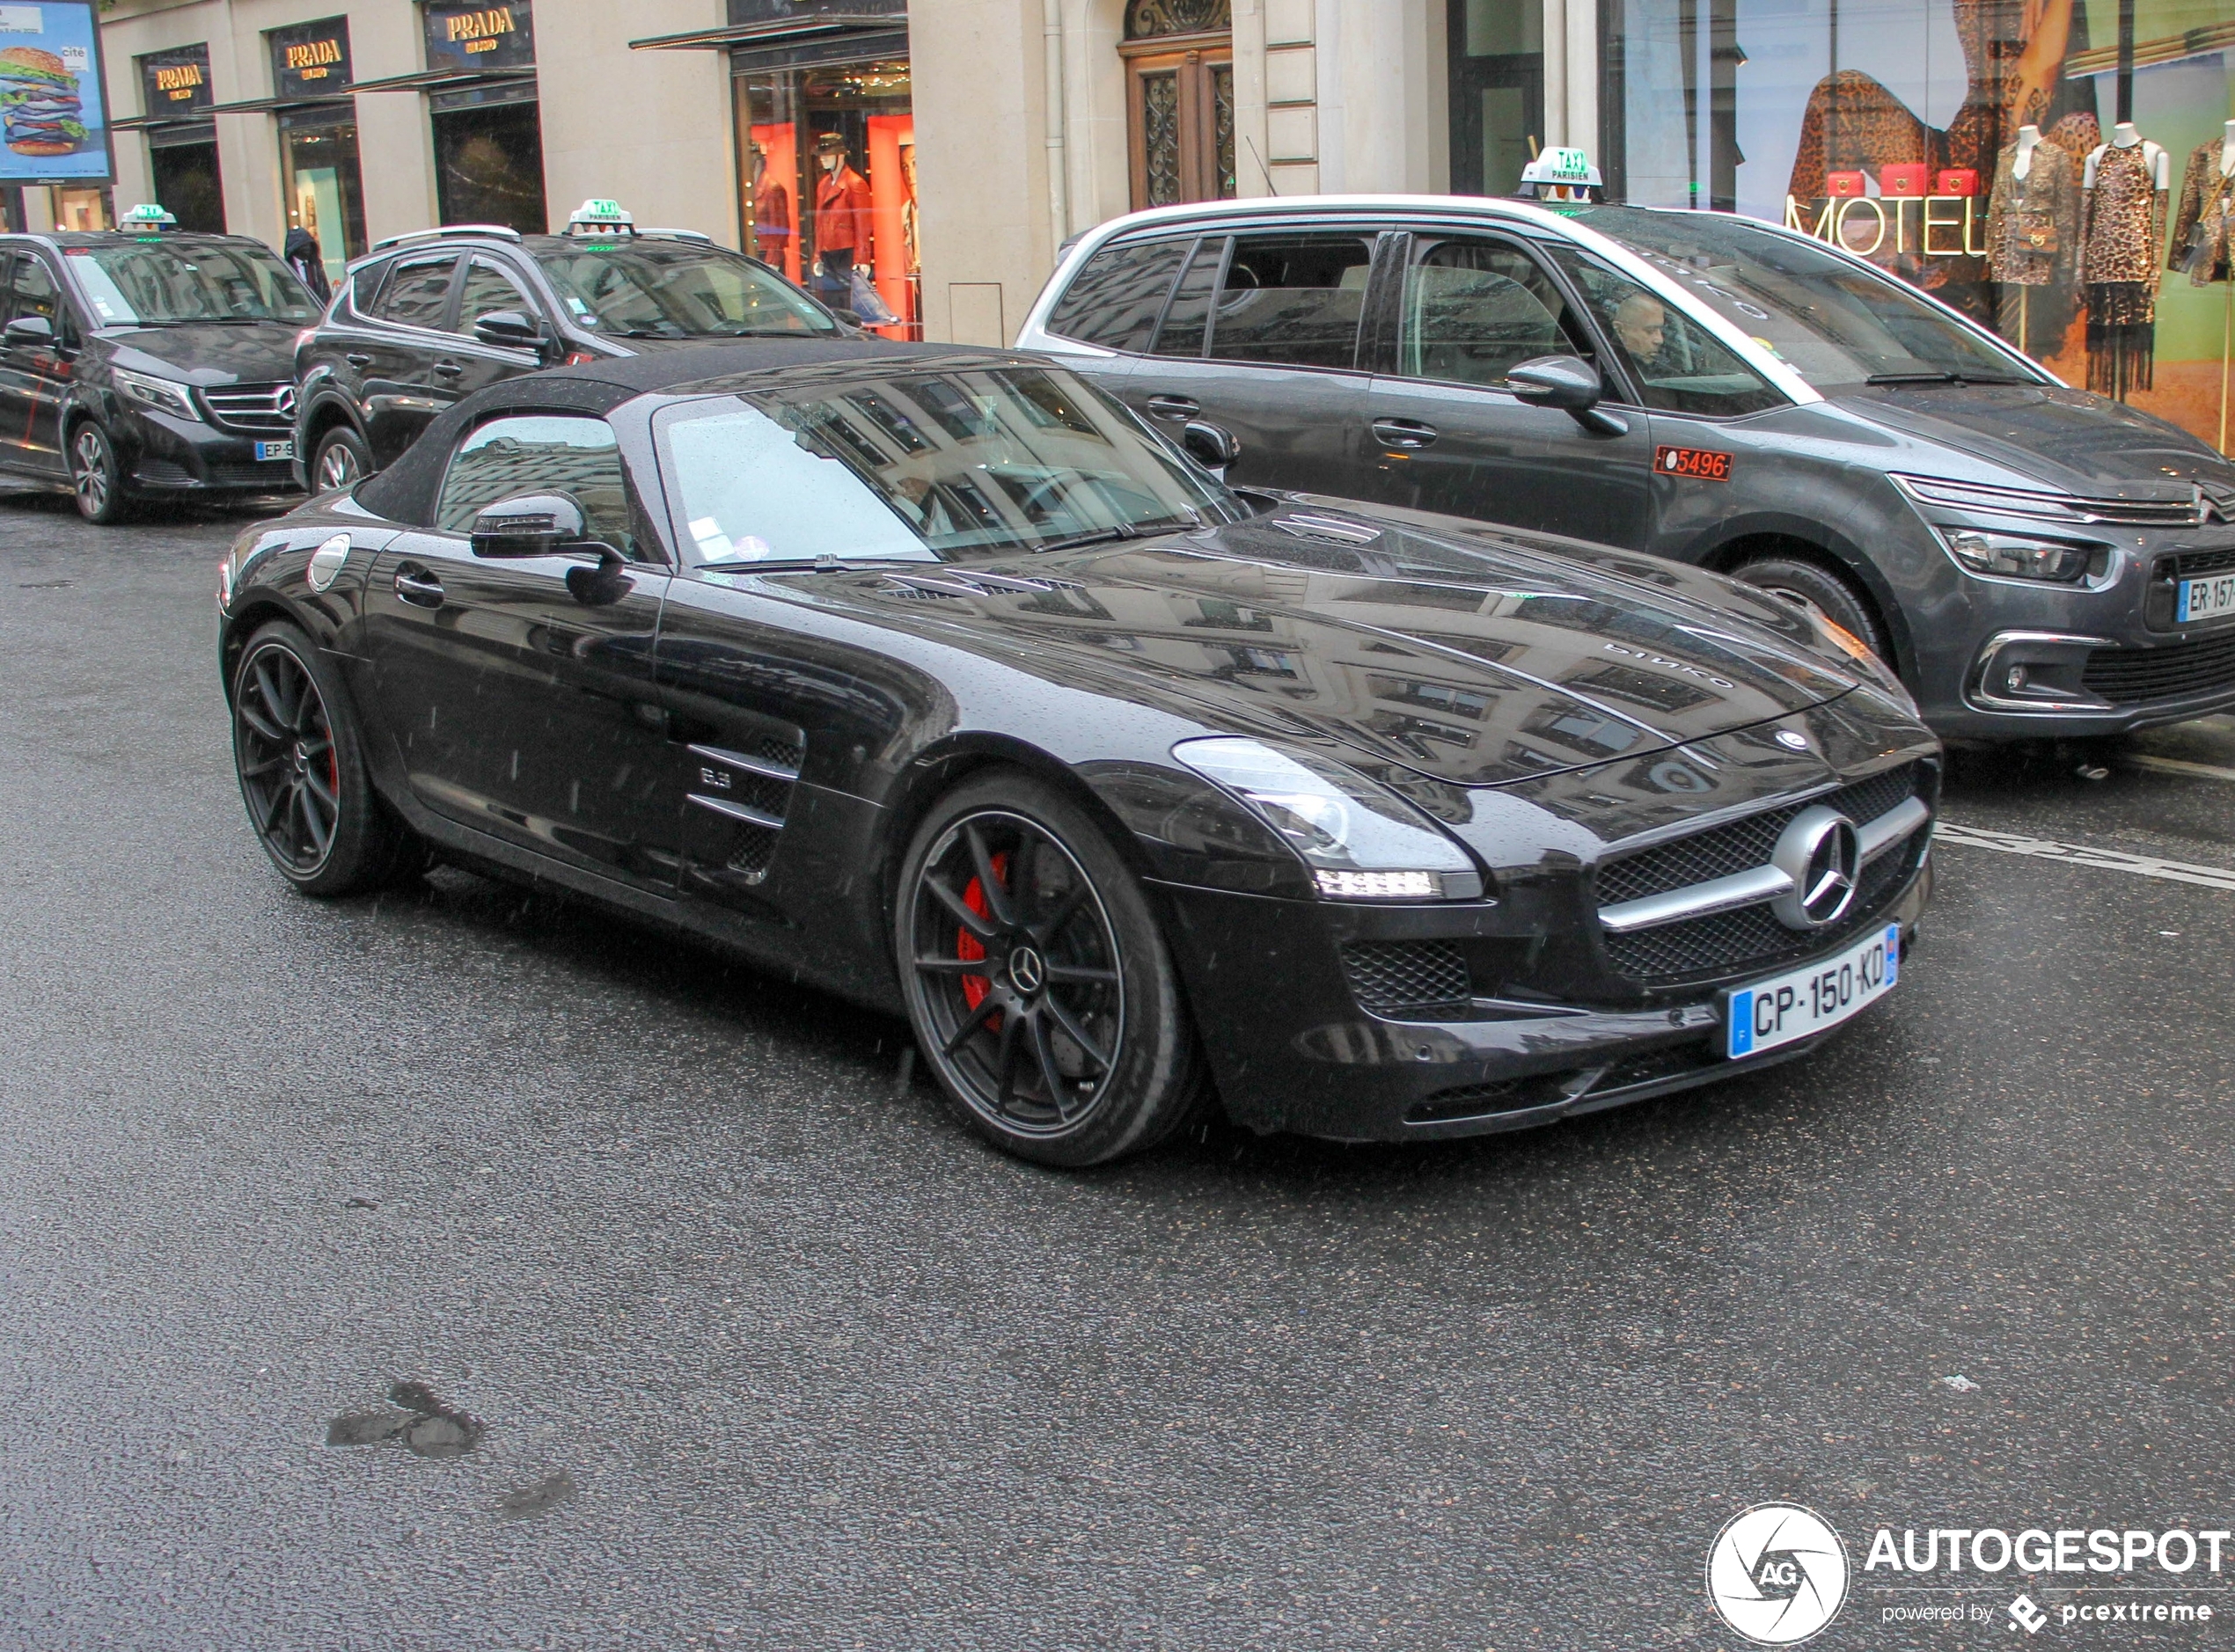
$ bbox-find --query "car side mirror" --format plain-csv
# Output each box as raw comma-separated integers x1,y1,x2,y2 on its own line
468,492,612,560
1507,354,1629,435
473,310,546,353
4,315,54,349
1181,419,1241,475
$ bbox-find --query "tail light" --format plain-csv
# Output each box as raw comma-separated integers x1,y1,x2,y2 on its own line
562,350,597,367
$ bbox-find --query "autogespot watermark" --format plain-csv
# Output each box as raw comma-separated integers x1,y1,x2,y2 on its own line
1706,1506,2231,1641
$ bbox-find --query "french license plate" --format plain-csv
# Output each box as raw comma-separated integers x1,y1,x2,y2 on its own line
2178,572,2235,624
1725,924,1901,1060
254,440,295,463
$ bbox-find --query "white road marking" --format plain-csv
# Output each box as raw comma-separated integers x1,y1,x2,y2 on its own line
2126,752,2235,785
1936,822,2235,892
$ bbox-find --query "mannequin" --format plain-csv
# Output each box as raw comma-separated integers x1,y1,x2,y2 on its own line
2170,119,2235,449
2081,123,2170,398
1987,121,2079,355
749,142,792,275
810,131,875,311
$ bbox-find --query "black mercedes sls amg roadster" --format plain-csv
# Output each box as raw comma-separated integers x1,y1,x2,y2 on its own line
217,340,1938,1165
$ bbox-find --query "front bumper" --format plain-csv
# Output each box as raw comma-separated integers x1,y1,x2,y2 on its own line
116,406,301,499
1906,516,2235,737
1151,855,1931,1144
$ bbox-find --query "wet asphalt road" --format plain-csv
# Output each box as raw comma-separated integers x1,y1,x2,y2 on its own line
2,492,2231,1652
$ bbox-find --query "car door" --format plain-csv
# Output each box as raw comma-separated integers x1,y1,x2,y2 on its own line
355,411,683,888
429,254,546,414
355,251,460,468
0,251,72,475
1122,227,1380,496
1358,230,1652,548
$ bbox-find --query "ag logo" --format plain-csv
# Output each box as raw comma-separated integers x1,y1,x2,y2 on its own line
1706,1502,1850,1645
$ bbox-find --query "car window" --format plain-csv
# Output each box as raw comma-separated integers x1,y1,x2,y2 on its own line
1150,235,1224,358
370,254,458,331
536,242,833,340
1045,238,1189,352
0,253,17,324
435,414,639,559
1545,247,1784,418
459,257,536,331
62,241,316,325
1205,233,1374,369
10,254,61,327
659,363,1236,566
1398,238,1594,387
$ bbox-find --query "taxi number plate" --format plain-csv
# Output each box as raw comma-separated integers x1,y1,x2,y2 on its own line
2178,572,2235,624
255,440,295,463
1655,444,1733,481
1725,924,1900,1060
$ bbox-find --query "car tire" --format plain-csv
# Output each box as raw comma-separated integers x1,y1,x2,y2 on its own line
231,619,421,896
312,426,373,492
894,770,1210,1167
1729,554,1892,662
68,421,128,525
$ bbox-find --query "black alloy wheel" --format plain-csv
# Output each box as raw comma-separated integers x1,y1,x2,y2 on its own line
314,427,371,492
231,620,420,895
69,421,126,524
1730,554,1893,662
896,771,1207,1166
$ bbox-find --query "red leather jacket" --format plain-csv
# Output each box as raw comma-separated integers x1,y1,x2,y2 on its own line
814,164,875,260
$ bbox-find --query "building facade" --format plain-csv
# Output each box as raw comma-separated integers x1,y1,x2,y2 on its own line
24,0,2234,448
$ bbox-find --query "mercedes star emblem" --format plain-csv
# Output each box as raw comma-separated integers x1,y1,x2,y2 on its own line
1770,806,1861,931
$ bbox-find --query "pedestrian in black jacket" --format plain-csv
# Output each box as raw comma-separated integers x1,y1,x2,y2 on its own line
283,227,332,305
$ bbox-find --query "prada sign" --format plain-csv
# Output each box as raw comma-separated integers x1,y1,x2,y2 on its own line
138,43,212,118
267,17,353,100
424,1,537,74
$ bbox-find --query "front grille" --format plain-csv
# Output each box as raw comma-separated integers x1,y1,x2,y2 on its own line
1342,940,1471,1018
756,735,806,773
2082,630,2235,704
729,822,780,878
2168,545,2235,581
1595,762,1922,910
198,382,297,435
1603,836,1917,986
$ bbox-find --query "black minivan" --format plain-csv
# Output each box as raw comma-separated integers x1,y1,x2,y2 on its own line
1019,196,2235,741
0,213,316,522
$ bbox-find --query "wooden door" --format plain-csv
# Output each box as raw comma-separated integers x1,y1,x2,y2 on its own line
1123,39,1235,210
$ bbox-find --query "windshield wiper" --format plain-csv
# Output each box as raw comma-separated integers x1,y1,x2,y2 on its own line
1865,370,2029,385
1030,513,1202,554
615,326,685,340
694,554,895,574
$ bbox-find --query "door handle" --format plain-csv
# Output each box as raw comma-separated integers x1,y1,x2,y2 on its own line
1146,394,1199,420
393,564,444,608
344,353,373,368
1370,418,1440,450
432,361,465,378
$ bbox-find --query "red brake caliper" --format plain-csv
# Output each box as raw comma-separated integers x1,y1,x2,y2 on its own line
955,852,1008,1028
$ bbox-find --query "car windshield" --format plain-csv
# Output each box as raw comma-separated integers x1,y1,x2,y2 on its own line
1569,206,2040,389
660,363,1241,566
536,240,837,339
63,241,318,325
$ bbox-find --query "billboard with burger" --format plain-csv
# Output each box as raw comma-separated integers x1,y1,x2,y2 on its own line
0,2,112,185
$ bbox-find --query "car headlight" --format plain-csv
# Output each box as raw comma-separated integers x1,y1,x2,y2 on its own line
1172,737,1485,901
112,365,202,422
1936,527,2106,584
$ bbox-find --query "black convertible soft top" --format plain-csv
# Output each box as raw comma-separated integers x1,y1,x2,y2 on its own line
355,338,1024,529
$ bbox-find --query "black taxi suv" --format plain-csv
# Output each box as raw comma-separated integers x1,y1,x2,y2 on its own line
1,205,319,523
291,199,857,493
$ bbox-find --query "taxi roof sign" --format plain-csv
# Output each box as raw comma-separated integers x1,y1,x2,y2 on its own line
566,198,636,235
1521,148,1601,187
121,204,180,229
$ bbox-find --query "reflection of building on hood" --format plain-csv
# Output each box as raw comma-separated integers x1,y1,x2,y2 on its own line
1,46,86,157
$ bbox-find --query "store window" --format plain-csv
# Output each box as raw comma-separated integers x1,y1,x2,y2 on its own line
1448,0,1543,196
424,1,546,234
1122,0,1235,210
734,54,917,338
50,188,110,230
1602,0,2235,447
138,44,224,234
268,18,364,283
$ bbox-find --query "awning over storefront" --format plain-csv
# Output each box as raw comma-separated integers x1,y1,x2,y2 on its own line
348,66,537,95
628,13,905,53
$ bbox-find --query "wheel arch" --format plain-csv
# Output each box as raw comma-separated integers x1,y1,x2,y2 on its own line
300,391,368,453
219,596,315,706
1697,523,1916,681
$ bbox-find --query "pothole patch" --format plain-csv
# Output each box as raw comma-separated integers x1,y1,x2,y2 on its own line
326,1380,485,1458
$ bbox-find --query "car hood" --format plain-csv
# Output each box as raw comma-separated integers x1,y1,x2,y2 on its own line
98,322,301,386
1835,381,2235,500
793,506,1872,788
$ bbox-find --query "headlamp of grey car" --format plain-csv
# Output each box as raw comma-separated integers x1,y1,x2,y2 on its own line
1172,737,1485,901
1936,527,2107,584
